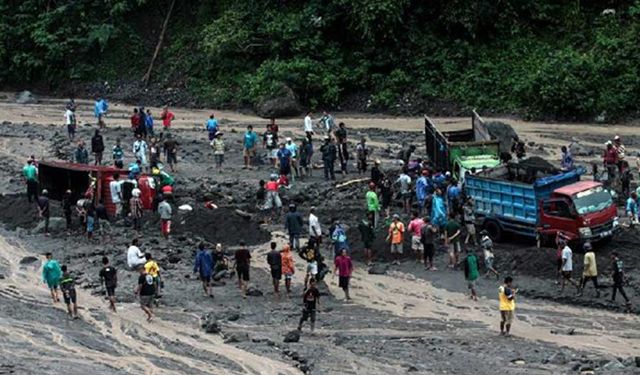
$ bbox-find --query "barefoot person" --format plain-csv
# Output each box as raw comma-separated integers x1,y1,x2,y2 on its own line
99,256,118,312
42,252,61,303
464,249,480,302
560,241,580,293
193,243,214,298
136,267,155,322
266,242,282,296
358,213,375,266
297,278,320,333
420,216,438,271
334,248,353,301
480,230,499,279
60,265,79,319
387,214,405,265
499,277,517,336
234,241,252,297
281,244,295,297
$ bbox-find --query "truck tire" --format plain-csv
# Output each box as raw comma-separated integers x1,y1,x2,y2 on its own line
483,220,503,242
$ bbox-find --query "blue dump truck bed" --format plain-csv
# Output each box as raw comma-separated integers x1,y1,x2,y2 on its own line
465,166,582,237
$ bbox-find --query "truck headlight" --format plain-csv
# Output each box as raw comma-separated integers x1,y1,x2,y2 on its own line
579,227,592,237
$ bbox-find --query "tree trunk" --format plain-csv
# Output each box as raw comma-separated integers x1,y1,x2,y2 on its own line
142,0,176,85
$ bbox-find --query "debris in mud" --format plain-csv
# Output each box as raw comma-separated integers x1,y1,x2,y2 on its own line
550,328,577,335
246,286,263,297
368,263,389,275
19,256,39,264
201,313,221,334
15,91,37,104
223,332,249,343
283,330,300,343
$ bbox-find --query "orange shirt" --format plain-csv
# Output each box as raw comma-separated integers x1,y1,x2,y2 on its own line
388,222,405,244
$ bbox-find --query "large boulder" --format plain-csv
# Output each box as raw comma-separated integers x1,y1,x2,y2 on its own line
485,121,518,154
255,85,302,118
15,91,37,104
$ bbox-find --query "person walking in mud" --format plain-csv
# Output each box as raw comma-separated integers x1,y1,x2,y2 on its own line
285,204,304,251
99,256,118,312
480,230,499,279
408,211,425,263
335,122,349,174
130,188,144,231
163,133,179,173
133,134,148,171
91,129,105,165
559,240,580,294
42,252,62,303
60,265,79,319
499,276,517,336
37,189,50,236
135,266,156,322
297,278,320,333
578,242,599,298
334,248,353,301
243,125,259,170
194,243,214,298
234,241,252,298
112,138,125,169
358,213,375,266
304,111,314,139
144,253,162,303
610,252,632,311
444,212,462,269
160,106,175,130
356,137,369,174
206,113,219,141
266,242,282,297
109,173,123,219
464,249,480,302
463,197,478,246
281,244,295,297
23,159,38,203
75,141,89,164
365,182,380,228
65,104,77,141
421,216,438,271
94,96,108,129
387,214,405,265
320,136,337,181
625,191,638,226
157,196,172,240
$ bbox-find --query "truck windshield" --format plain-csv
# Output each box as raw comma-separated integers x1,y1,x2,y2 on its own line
573,187,613,215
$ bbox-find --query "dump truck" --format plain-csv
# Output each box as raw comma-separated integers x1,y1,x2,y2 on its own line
464,163,619,246
424,112,501,180
38,161,156,216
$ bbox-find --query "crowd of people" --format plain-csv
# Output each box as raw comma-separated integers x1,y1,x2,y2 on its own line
24,97,634,333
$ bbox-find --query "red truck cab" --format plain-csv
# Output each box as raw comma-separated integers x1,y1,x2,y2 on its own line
538,180,619,246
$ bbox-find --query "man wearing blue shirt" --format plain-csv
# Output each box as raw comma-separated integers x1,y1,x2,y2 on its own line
94,96,108,129
277,143,292,177
243,125,258,169
206,114,219,141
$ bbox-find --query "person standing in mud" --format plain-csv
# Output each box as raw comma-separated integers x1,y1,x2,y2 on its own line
444,212,462,269
335,122,349,174
243,125,259,170
22,159,38,203
421,216,438,271
396,168,412,215
112,138,124,169
163,133,179,173
387,214,405,265
308,207,322,248
277,142,292,178
157,196,172,240
625,191,638,225
206,113,219,141
133,134,148,171
160,106,175,130
299,138,313,178
371,159,384,187
37,189,50,236
266,242,282,296
464,249,480,302
264,174,283,222
499,276,517,336
334,248,353,301
560,240,580,293
130,108,141,133
234,241,252,298
65,105,77,141
94,96,108,129
560,146,574,171
603,141,618,188
144,253,162,302
304,111,314,139
212,132,226,172
130,188,144,232
75,141,89,164
99,256,118,312
42,252,62,303
358,213,375,266
281,244,295,297
331,220,349,258
408,211,425,263
463,197,478,246
297,278,320,333
285,204,304,251
610,252,632,310
62,189,73,233
320,136,337,181
194,243,214,298
263,124,278,167
379,175,393,218
366,182,380,228
285,137,300,179
415,169,429,216
109,173,123,219
356,137,369,174
578,242,599,298
91,129,105,165
145,109,154,137
136,266,156,322
480,230,499,279
60,265,79,319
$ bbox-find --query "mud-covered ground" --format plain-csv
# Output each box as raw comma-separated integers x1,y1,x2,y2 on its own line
0,96,639,375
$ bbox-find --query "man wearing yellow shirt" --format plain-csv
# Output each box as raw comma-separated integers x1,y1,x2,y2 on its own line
144,253,161,302
579,242,599,297
498,276,517,336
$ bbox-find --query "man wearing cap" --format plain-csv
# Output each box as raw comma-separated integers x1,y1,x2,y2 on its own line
286,137,299,179
320,136,337,181
23,159,38,203
579,242,599,297
387,214,405,265
285,204,304,251
37,189,51,236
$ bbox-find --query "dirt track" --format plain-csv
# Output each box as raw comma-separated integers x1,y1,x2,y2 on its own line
0,94,639,374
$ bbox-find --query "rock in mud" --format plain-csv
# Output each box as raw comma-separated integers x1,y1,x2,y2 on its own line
283,330,300,343
224,332,249,343
246,287,263,297
602,360,625,371
203,320,221,334
485,121,518,154
16,91,37,104
31,217,66,235
368,263,389,275
19,256,39,264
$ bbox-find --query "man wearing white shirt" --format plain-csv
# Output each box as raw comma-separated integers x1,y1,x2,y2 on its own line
304,111,314,139
560,241,580,293
109,173,123,218
127,238,146,270
133,134,148,169
309,207,322,246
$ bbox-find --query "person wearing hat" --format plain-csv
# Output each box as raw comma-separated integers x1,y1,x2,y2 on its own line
480,230,499,279
211,131,225,172
613,135,625,171
603,140,618,187
579,242,599,297
421,216,438,270
36,189,50,236
371,159,384,187
285,137,300,179
277,142,292,177
320,136,337,181
387,214,405,265
130,188,144,231
285,204,304,251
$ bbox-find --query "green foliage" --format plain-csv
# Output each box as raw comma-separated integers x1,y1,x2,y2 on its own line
3,0,640,119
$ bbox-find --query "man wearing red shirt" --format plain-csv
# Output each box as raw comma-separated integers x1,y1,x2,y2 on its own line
603,141,618,186
407,211,425,263
334,249,353,301
161,106,175,129
130,108,141,132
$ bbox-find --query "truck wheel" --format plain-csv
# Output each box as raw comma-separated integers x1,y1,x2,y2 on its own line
483,221,503,242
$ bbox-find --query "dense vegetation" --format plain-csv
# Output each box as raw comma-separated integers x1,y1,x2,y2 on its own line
2,0,640,119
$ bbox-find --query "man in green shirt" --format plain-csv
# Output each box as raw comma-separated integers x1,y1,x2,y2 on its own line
365,182,380,228
42,252,62,303
444,213,461,269
22,159,38,203
464,249,480,301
